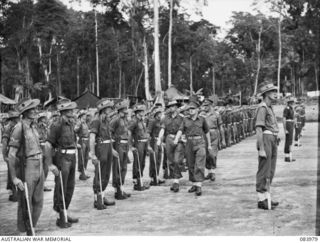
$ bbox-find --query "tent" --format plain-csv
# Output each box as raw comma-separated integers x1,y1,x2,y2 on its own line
73,90,100,109
0,94,16,105
164,86,188,101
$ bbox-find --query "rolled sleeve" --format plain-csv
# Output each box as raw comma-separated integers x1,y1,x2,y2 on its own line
255,107,266,128
47,122,60,147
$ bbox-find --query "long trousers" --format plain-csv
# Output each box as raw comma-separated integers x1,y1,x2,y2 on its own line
284,121,294,154
294,124,302,142
92,143,113,193
165,136,184,179
78,138,89,173
132,141,148,180
256,134,277,192
17,156,44,232
206,129,219,170
149,140,162,179
186,138,206,182
112,142,128,188
53,152,76,213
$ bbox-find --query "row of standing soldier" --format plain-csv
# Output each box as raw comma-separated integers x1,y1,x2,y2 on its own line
1,95,260,235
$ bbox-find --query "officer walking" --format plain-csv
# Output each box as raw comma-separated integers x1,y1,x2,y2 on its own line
8,98,44,235
174,97,211,196
45,100,79,228
255,81,279,210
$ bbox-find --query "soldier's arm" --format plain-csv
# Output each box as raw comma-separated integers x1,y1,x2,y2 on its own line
283,108,288,133
256,127,265,153
8,147,24,190
157,128,165,146
2,137,8,162
127,119,137,150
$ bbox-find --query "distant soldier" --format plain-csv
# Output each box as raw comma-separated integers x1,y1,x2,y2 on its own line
89,99,117,210
75,110,90,181
157,100,184,192
128,104,150,191
2,110,20,201
45,100,79,227
174,98,211,196
294,104,303,147
147,107,165,186
202,97,223,181
8,98,44,235
110,100,132,200
37,112,51,192
255,81,279,210
283,97,295,162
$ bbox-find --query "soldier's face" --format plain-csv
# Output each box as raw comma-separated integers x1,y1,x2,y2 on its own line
267,90,278,101
25,108,38,120
189,107,197,116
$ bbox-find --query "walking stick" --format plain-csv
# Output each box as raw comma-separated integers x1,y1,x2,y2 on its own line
24,182,35,236
266,178,272,210
59,171,68,223
97,161,104,205
152,150,159,184
116,155,123,195
135,150,143,186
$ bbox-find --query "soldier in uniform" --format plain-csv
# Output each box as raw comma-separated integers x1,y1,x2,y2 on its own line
147,107,165,186
45,100,79,228
294,103,303,147
157,100,184,192
283,97,295,162
89,99,117,210
202,97,223,181
37,112,51,192
255,81,279,210
2,110,20,201
110,100,132,200
174,97,211,196
75,110,90,181
128,104,150,191
8,98,44,235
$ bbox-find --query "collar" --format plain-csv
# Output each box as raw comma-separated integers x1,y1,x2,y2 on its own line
23,118,35,127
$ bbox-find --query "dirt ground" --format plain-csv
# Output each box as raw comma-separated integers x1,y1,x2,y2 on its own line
0,122,318,236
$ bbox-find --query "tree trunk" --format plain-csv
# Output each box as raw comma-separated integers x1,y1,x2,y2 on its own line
119,67,122,98
154,0,162,94
94,9,100,97
168,0,173,88
254,25,262,95
56,53,61,96
77,55,80,97
315,62,319,91
277,17,282,97
189,55,193,93
135,69,144,97
143,36,152,100
212,66,215,95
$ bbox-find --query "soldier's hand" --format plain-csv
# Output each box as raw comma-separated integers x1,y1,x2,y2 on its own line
131,147,137,152
148,146,154,153
49,164,59,177
92,158,99,166
285,130,289,134
13,177,24,191
258,150,267,158
77,144,81,149
156,139,162,147
112,149,119,158
208,145,212,151
173,139,178,145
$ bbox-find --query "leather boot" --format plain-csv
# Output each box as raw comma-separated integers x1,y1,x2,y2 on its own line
94,194,107,210
115,187,127,200
56,211,72,228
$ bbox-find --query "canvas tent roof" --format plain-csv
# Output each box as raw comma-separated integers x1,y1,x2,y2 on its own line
165,86,188,100
0,94,16,105
73,90,100,109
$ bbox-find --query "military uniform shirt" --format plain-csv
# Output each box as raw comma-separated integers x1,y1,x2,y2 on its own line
255,102,279,133
75,122,90,139
179,116,209,137
161,114,183,135
47,117,76,149
110,116,129,141
9,120,42,157
206,112,222,129
37,123,48,143
128,117,148,140
283,106,294,120
90,118,112,141
147,117,162,138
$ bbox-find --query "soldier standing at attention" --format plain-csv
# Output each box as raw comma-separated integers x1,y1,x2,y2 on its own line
283,97,295,162
45,100,79,228
157,100,184,193
2,110,20,202
174,97,211,196
110,100,132,200
89,99,117,210
255,81,279,210
8,98,44,235
128,104,150,191
37,112,52,192
75,110,90,181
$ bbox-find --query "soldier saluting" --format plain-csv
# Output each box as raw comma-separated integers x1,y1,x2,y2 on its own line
8,98,44,235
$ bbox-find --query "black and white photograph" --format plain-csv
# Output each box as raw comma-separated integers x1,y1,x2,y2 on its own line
0,0,319,238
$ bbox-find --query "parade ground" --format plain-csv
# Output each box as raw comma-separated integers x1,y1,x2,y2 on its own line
0,122,318,236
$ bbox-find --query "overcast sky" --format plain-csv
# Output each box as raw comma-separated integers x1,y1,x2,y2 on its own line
62,0,270,37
